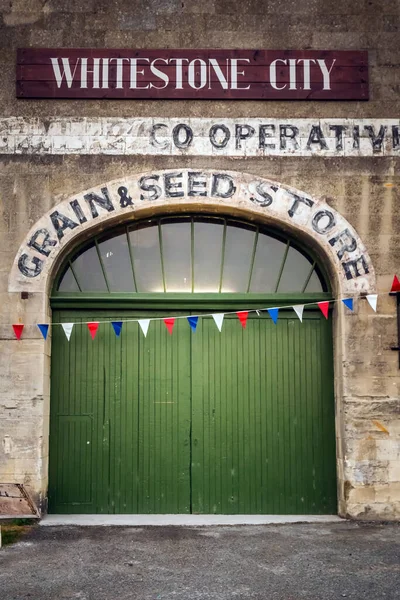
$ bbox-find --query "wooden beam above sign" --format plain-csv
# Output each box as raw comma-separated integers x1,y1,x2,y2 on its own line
16,49,369,100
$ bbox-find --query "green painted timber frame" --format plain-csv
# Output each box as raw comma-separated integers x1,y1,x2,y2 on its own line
50,292,332,311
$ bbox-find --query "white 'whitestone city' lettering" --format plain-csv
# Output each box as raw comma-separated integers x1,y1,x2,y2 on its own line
318,59,336,90
230,58,251,90
150,58,169,89
50,56,337,91
269,58,337,91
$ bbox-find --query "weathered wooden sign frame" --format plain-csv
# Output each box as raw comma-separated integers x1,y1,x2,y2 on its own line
16,49,369,100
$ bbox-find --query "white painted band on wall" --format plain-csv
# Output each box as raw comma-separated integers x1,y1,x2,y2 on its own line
0,118,399,157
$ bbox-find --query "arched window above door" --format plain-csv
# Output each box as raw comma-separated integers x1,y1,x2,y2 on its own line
56,216,328,294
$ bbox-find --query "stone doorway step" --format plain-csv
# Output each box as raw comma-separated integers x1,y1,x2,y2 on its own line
40,514,343,526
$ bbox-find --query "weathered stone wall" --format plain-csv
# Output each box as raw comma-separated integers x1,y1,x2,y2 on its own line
0,0,399,519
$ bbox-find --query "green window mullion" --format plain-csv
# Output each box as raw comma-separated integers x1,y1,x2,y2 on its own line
158,222,167,293
246,228,259,293
94,239,110,292
274,240,290,293
301,261,316,293
68,260,82,292
126,226,138,293
218,219,227,293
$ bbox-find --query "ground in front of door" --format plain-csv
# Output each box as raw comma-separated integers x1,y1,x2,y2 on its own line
0,522,398,600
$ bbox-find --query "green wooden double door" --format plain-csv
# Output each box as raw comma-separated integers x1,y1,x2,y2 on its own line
49,309,337,514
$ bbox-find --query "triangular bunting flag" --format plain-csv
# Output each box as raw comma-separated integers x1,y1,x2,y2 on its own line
111,321,123,337
62,323,74,341
12,324,24,340
342,298,354,311
267,308,279,324
37,324,49,340
212,313,224,332
138,319,150,337
237,311,248,328
366,294,378,312
318,301,330,319
292,305,304,322
187,316,198,332
390,275,400,292
164,318,175,335
87,322,99,340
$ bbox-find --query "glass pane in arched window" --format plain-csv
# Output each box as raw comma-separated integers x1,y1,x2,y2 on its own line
58,266,79,292
277,246,315,293
221,224,256,292
98,232,135,292
162,221,192,292
193,219,224,293
129,224,163,292
305,269,323,292
249,235,288,293
71,243,108,292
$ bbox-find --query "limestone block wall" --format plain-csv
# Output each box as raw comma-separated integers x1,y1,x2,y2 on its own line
0,0,399,519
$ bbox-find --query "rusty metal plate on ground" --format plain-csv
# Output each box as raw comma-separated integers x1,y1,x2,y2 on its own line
0,484,39,517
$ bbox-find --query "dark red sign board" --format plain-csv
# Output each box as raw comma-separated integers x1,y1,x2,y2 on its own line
16,49,368,100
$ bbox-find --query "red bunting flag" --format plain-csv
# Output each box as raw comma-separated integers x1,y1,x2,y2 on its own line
87,322,99,340
317,301,330,319
164,318,175,335
237,311,249,328
12,324,24,340
390,275,400,293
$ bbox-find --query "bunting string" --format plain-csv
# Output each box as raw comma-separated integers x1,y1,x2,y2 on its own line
20,293,382,328
8,276,400,340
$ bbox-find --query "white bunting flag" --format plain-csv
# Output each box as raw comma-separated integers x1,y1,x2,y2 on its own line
61,323,74,341
212,313,224,332
366,294,378,312
138,319,150,337
293,305,304,322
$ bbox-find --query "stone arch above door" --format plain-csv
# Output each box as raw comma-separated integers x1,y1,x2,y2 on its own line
9,169,376,296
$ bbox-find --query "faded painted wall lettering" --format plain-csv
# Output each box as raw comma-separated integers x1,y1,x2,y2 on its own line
12,170,373,295
2,118,399,157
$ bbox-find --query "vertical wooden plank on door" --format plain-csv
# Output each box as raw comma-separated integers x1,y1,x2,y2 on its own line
118,319,140,513
85,314,109,514
73,315,93,512
289,314,303,513
106,316,121,513
191,315,208,513
246,315,263,513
